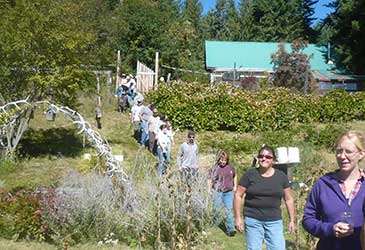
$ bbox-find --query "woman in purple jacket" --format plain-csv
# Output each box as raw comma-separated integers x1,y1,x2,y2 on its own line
303,131,365,250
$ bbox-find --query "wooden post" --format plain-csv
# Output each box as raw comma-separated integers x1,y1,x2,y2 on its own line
167,73,171,83
106,71,111,105
154,52,159,89
116,50,121,91
96,74,101,107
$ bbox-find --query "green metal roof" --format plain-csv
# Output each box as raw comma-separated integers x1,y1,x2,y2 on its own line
205,40,330,71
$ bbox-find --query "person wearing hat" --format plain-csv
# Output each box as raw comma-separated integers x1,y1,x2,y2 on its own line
127,74,136,90
115,81,128,112
177,130,199,185
120,74,127,87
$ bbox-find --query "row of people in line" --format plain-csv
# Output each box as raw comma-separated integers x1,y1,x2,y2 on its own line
210,131,365,250
129,97,200,176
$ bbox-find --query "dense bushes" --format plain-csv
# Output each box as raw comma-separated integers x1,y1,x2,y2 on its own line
148,82,365,132
0,189,47,241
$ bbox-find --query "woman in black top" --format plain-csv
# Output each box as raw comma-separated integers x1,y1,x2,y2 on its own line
234,145,295,250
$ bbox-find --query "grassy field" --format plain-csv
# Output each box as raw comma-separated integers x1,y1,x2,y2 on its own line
0,93,360,249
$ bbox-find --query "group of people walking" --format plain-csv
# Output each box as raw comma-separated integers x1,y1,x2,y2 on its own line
115,74,137,112
210,130,365,250
128,91,199,176
117,80,365,249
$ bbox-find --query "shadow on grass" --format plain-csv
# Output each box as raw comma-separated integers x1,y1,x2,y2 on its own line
18,128,84,157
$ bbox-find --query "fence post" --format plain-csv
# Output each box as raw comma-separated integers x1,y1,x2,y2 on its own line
106,71,111,105
116,50,121,91
96,74,102,107
154,52,159,90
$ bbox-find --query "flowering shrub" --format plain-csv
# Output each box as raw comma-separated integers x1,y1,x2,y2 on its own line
0,189,48,241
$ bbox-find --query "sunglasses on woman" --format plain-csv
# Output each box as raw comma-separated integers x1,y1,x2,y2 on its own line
258,154,274,160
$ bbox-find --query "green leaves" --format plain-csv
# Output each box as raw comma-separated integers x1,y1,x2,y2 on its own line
148,83,365,132
271,40,314,92
0,0,96,107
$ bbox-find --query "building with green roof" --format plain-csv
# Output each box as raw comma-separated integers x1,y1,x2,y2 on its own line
205,40,362,92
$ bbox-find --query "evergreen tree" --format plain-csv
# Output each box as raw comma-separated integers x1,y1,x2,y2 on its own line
181,0,203,31
236,0,316,42
202,0,240,41
116,0,179,70
157,0,180,20
224,0,240,40
256,0,305,42
329,0,365,74
301,0,319,41
178,0,205,71
238,0,260,41
201,10,218,40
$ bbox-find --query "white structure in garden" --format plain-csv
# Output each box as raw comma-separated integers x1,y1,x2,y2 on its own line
0,99,128,181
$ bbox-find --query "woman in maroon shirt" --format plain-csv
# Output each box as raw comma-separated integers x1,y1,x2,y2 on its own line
209,151,237,236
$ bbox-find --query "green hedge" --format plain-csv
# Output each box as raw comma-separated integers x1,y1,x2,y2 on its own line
148,82,365,132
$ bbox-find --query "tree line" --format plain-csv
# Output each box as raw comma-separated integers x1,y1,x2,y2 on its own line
0,0,364,106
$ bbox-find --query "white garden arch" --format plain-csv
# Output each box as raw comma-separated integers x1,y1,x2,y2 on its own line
0,99,128,181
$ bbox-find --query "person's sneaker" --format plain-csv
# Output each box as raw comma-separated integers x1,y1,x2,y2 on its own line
227,230,236,237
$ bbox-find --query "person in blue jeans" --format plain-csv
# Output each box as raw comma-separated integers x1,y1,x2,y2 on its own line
234,145,296,250
139,102,154,147
156,124,171,175
209,151,237,236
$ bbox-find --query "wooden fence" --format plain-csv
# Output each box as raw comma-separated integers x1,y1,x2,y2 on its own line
136,61,155,93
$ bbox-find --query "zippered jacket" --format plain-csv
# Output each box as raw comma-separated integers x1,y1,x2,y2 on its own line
302,172,365,250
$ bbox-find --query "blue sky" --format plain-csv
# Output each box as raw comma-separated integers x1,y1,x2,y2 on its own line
201,0,333,22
